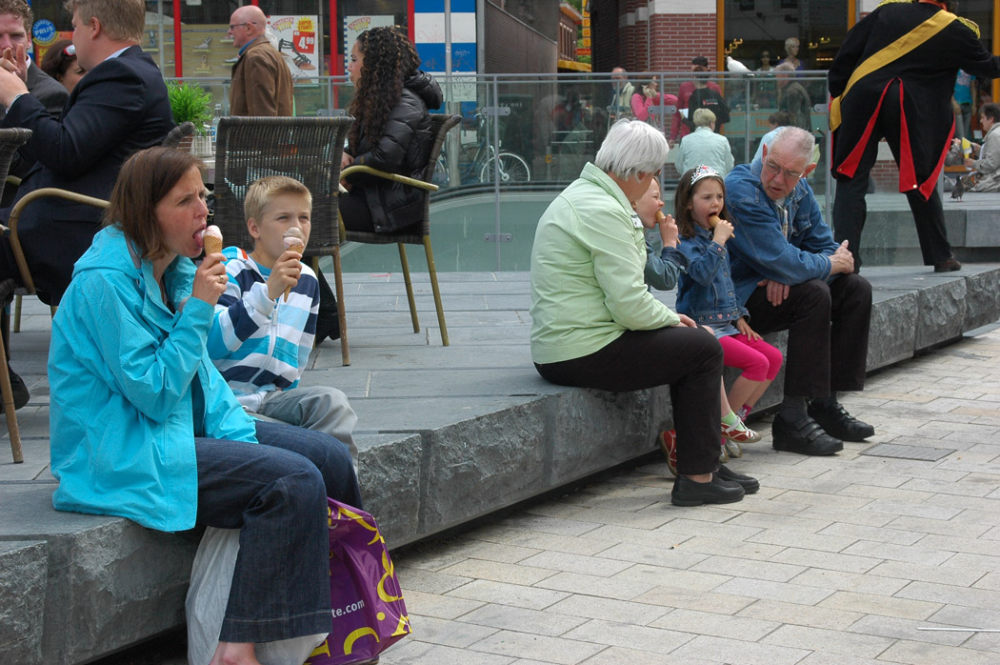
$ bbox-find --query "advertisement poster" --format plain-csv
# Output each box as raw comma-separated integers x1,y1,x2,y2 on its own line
343,15,395,76
269,15,319,79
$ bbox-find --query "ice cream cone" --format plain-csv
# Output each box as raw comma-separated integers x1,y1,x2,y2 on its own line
202,225,223,255
708,214,733,237
282,228,305,301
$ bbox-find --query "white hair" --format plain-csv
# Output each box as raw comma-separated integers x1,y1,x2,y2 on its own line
594,120,668,180
770,126,815,161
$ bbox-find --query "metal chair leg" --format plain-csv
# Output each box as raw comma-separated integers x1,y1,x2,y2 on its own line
423,236,449,346
331,248,350,366
12,294,20,333
398,244,419,334
0,310,22,463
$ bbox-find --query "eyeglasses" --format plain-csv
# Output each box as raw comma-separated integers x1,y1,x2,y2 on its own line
63,43,75,56
763,158,803,181
228,22,252,31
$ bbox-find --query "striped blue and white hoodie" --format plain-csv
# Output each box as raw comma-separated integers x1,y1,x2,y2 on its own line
207,247,319,412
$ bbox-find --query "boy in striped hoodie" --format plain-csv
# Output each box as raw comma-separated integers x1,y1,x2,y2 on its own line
207,176,358,463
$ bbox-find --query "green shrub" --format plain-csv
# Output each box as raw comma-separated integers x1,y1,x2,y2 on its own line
167,81,212,135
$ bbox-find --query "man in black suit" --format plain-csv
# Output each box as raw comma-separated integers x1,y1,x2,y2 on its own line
0,0,174,407
0,0,67,116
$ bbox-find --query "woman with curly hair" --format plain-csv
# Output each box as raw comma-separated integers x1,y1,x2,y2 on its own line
339,26,443,233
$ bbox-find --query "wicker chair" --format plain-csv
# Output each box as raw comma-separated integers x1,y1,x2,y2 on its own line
339,113,460,347
0,128,34,462
211,115,354,365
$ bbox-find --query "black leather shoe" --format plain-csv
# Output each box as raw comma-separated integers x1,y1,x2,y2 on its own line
772,414,843,455
808,401,874,442
671,474,745,507
933,257,962,272
0,367,29,412
716,465,759,494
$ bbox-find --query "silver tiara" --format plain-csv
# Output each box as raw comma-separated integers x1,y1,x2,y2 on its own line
690,164,721,186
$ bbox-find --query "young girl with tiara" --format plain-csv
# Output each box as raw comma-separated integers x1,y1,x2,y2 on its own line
673,165,783,458
631,177,762,476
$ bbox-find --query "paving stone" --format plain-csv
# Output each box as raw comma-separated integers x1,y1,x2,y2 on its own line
545,595,670,625
579,646,713,665
895,581,1000,610
819,590,941,620
789,568,908,596
669,634,809,665
629,587,756,615
380,641,514,665
446,579,570,611
761,623,895,658
533,571,657,602
437,559,557,586
878,639,999,665
646,607,780,641
689,555,804,583
846,614,968,646
561,618,693,653
737,599,863,632
396,588,486,620
712,578,835,606
469,630,605,665
459,604,588,637
404,614,500,648
867,561,990,587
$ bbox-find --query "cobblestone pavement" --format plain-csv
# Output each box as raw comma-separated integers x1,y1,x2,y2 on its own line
377,327,1000,665
93,327,1000,665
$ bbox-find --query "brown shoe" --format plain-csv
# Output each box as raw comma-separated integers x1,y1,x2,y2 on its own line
933,257,962,272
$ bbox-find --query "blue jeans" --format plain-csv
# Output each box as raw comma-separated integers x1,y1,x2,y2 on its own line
195,420,362,643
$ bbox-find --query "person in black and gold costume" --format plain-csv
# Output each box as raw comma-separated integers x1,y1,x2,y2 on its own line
829,0,1000,272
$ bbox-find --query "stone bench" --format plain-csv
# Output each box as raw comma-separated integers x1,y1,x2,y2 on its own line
1,265,998,665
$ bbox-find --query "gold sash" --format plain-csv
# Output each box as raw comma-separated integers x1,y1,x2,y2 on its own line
830,10,954,130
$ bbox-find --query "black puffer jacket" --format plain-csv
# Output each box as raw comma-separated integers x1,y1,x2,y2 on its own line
348,71,443,232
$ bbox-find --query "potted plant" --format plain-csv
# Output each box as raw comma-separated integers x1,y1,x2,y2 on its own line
166,81,213,155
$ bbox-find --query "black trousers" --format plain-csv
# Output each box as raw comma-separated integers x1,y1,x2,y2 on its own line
745,274,871,399
832,80,953,267
535,326,723,475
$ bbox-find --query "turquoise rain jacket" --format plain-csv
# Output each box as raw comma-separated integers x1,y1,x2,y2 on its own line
48,226,258,532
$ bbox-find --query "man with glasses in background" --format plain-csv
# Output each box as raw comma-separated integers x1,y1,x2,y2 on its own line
227,5,292,116
724,127,875,457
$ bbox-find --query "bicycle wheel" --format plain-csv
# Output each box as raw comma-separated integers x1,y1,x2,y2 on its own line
480,152,530,184
431,156,449,186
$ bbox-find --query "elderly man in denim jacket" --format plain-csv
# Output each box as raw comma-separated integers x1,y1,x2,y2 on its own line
725,127,874,456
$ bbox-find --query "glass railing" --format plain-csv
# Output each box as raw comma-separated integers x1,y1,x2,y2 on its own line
169,71,835,272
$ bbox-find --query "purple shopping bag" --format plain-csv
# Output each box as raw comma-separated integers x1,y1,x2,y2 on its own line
304,499,411,665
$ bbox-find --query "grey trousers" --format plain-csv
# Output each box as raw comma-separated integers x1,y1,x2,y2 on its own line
251,386,359,464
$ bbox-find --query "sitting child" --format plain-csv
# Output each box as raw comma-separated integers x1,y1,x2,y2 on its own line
673,165,783,458
631,177,762,474
207,176,358,462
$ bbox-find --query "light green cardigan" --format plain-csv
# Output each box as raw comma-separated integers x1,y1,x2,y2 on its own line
530,163,680,364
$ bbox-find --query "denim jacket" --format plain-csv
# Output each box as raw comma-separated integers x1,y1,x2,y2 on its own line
724,161,838,305
673,226,747,325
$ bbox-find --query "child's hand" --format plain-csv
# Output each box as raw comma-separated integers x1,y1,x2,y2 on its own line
711,216,734,245
267,248,303,301
736,317,762,341
659,213,679,248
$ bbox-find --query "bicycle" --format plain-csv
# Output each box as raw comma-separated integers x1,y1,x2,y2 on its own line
432,112,531,186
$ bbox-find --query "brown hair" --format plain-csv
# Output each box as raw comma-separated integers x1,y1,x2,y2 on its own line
981,103,1000,123
244,175,312,223
0,0,31,30
674,167,731,239
103,147,203,260
63,0,144,42
40,39,77,81
347,26,420,152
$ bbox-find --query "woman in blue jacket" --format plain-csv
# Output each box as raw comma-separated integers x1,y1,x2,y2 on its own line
48,147,362,665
